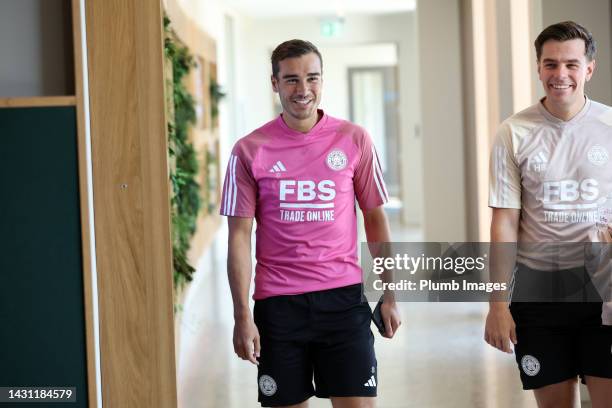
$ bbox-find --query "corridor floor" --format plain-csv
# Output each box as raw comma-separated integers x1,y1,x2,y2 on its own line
176,222,540,408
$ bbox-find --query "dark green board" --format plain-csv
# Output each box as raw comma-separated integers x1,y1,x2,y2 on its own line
0,106,89,407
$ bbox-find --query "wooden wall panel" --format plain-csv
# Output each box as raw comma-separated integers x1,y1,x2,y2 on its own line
71,0,98,406
85,1,177,407
0,96,75,107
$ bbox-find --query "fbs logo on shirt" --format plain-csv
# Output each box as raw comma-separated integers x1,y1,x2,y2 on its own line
542,178,602,224
542,178,599,209
279,180,336,206
278,180,337,222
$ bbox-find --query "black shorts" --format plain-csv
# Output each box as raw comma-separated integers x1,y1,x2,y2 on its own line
510,301,612,390
253,284,377,407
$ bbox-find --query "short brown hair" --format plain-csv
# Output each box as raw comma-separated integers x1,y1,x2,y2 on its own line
534,21,596,61
271,39,323,78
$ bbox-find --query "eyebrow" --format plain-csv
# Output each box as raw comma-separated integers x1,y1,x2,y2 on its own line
281,73,321,79
542,58,582,64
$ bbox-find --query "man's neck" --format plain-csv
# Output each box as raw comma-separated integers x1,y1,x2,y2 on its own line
283,111,322,133
542,95,586,122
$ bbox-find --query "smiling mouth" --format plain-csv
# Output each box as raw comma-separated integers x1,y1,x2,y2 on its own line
550,84,573,90
293,99,312,105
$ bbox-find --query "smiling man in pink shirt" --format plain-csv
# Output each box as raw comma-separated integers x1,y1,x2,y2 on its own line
221,40,401,408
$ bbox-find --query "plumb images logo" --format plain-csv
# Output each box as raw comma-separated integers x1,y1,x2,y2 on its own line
259,375,277,396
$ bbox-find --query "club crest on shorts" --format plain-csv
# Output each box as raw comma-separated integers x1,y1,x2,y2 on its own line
326,149,347,171
259,375,277,396
521,355,541,376
588,145,609,166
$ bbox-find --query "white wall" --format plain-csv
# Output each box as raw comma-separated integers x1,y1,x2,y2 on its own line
495,0,515,120
320,44,398,120
541,0,612,105
416,0,467,241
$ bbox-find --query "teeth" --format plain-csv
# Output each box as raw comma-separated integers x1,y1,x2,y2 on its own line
294,100,311,104
551,84,571,89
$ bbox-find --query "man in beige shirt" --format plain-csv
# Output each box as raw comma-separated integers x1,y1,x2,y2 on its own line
486,21,612,407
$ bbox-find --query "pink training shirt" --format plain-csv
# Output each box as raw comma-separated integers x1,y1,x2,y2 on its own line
221,110,388,299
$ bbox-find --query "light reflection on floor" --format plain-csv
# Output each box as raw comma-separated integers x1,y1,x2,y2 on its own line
176,221,539,408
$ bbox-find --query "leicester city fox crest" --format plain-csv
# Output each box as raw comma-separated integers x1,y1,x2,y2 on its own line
588,145,609,166
259,375,277,396
326,149,348,171
521,355,541,376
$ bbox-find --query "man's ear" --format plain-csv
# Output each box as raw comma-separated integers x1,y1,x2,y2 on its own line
271,75,279,93
586,59,596,82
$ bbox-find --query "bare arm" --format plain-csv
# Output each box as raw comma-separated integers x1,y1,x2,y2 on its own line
485,208,520,353
490,208,519,240
228,216,254,318
489,208,520,301
227,216,260,364
363,206,401,338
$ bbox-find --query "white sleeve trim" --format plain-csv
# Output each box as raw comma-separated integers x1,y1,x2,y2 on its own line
371,145,389,203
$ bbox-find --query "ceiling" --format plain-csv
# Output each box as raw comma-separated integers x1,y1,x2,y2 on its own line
223,0,416,19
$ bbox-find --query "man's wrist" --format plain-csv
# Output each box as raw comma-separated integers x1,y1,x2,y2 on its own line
233,307,252,321
489,301,509,310
383,291,397,304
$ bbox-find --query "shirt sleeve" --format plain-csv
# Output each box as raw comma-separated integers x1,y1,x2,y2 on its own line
354,131,389,211
220,147,257,217
489,124,522,209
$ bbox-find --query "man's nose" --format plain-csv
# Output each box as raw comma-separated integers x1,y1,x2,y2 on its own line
554,65,569,78
295,79,308,93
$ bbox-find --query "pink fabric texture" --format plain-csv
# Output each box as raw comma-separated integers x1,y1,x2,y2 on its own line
221,111,388,299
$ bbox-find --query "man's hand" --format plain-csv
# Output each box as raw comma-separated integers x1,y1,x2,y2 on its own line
380,299,401,338
361,206,399,338
484,303,517,353
233,316,261,365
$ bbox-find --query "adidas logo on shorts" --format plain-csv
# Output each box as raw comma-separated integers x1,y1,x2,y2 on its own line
364,375,377,387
